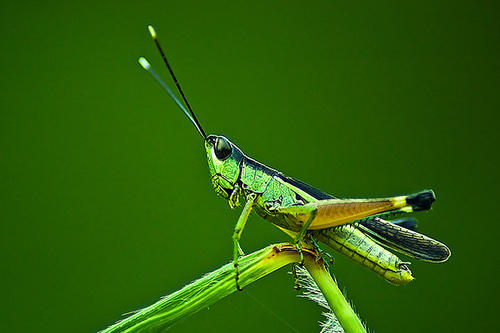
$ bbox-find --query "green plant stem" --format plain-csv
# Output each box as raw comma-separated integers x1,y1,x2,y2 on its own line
101,243,303,333
101,243,365,333
304,257,366,333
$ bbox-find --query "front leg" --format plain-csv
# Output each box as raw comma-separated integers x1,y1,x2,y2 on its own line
232,192,257,291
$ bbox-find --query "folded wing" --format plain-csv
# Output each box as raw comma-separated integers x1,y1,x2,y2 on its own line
358,217,451,262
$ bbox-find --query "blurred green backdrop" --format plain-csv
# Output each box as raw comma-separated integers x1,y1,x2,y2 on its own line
2,0,499,332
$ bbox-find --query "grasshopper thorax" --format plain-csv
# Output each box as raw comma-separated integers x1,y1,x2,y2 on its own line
205,135,244,202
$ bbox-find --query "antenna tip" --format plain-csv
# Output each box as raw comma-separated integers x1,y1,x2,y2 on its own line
147,25,157,39
138,57,151,70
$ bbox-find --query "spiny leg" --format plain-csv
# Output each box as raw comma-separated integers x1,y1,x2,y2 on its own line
232,193,256,291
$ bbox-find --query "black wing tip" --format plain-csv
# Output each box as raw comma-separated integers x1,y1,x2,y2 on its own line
406,189,436,211
426,243,452,263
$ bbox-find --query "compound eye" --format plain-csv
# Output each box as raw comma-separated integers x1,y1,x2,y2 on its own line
214,137,232,160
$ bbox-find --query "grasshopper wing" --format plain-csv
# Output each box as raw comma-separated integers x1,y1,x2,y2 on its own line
358,217,451,262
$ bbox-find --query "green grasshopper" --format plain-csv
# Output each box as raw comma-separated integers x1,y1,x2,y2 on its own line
139,26,451,290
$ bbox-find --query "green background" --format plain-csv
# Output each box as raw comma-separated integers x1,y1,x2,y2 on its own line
2,1,499,332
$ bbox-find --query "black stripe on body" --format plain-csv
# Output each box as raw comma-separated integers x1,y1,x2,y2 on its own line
276,174,333,201
239,157,278,187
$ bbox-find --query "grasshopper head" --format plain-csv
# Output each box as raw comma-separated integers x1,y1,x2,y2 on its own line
205,135,244,200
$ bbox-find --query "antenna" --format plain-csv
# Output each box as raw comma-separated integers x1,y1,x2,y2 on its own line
138,57,196,125
146,25,206,138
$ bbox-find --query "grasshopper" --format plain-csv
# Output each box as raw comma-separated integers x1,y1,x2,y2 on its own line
139,26,450,290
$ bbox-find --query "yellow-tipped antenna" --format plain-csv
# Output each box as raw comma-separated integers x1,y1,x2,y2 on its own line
145,25,206,139
148,25,157,39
